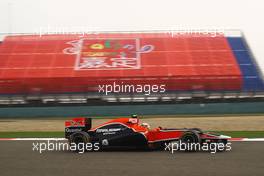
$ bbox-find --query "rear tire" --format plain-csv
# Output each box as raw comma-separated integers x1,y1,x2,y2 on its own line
69,131,90,152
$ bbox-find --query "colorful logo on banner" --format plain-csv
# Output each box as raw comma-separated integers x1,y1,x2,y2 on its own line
63,38,154,70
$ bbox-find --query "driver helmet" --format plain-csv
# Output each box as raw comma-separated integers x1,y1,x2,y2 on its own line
141,122,150,129
131,114,138,118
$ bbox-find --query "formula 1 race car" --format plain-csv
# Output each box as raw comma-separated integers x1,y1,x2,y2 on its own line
65,115,230,151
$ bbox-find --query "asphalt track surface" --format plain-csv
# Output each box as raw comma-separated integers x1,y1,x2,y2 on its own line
0,141,263,176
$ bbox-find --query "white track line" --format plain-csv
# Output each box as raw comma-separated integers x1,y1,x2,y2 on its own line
0,138,264,141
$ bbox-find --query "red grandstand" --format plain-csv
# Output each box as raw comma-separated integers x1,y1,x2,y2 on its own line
0,32,246,94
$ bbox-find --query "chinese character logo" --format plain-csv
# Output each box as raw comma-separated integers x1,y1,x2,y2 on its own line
63,38,154,70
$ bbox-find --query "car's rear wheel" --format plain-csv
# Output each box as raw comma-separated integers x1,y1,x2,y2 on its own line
69,132,90,152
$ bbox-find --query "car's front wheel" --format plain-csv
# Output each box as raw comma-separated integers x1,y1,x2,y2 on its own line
180,131,200,151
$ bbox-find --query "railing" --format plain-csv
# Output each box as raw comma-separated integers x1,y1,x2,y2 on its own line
0,90,264,106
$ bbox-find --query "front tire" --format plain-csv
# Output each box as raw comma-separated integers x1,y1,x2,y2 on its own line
216,139,228,152
180,131,200,151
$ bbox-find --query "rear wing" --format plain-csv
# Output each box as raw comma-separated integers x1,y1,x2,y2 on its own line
65,117,91,138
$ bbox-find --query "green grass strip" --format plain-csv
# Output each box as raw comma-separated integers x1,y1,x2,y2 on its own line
0,131,64,138
209,131,264,138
